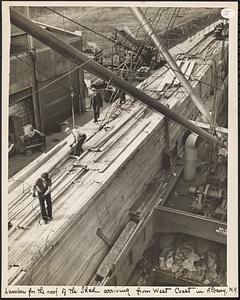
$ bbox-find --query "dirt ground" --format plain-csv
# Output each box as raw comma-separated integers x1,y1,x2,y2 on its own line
11,6,221,54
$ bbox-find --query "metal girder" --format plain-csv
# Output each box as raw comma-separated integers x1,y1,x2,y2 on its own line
10,8,224,148
154,206,227,244
130,7,212,124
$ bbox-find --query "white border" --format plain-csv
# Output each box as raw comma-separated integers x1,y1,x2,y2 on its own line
2,1,238,298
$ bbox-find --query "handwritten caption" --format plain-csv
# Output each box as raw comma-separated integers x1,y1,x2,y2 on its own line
4,286,238,298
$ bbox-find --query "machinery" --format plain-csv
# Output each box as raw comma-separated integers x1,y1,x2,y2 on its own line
19,124,46,156
189,184,226,218
111,27,159,70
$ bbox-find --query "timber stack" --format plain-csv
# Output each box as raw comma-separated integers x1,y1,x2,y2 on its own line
8,8,228,287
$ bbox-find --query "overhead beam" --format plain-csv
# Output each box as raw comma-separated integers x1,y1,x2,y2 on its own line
34,21,82,38
130,7,212,124
10,8,224,148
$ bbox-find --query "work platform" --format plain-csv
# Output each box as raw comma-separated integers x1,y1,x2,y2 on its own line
8,20,228,286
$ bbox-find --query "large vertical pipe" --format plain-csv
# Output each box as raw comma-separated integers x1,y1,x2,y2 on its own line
10,8,223,148
130,7,211,123
184,134,199,181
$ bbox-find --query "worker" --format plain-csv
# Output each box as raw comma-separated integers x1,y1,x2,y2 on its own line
32,172,52,224
125,50,133,69
90,87,103,122
8,141,15,157
65,126,87,156
119,79,128,104
119,89,126,104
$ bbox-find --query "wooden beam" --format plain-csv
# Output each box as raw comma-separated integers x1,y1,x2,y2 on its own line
189,120,228,134
34,21,82,38
96,221,137,278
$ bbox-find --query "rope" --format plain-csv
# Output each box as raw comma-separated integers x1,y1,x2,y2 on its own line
99,8,164,127
133,8,164,72
97,21,155,128
132,7,149,43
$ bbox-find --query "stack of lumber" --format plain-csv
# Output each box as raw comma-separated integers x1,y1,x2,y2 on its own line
7,22,228,286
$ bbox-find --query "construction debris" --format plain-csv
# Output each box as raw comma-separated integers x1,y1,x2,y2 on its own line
158,237,226,285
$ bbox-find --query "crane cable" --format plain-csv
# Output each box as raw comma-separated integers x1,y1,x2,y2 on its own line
101,8,166,126
98,9,160,129
12,10,223,108
131,7,165,74
12,9,165,107
137,8,165,91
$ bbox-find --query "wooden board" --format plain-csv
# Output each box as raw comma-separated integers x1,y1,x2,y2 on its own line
96,221,137,278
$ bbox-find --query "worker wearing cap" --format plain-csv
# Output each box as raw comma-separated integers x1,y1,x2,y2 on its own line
65,127,87,156
33,172,52,224
90,87,103,122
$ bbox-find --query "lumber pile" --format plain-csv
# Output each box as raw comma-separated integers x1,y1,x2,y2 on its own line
8,22,228,286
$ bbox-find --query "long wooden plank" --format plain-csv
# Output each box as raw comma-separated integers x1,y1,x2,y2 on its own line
185,60,196,79
174,60,190,84
96,221,137,278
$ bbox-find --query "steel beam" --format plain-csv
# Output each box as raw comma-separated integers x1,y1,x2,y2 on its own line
154,206,227,244
10,8,224,148
130,7,212,123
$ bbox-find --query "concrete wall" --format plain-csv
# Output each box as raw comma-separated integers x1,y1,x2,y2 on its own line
9,37,84,133
9,38,82,94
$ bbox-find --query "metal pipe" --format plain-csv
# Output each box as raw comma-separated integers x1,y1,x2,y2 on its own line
184,134,199,181
130,7,212,123
10,8,223,148
26,7,43,131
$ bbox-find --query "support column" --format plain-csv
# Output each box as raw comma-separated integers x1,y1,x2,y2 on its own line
78,38,86,114
25,7,43,132
78,68,86,113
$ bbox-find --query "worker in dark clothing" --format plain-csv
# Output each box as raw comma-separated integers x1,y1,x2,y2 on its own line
90,87,103,122
33,172,52,224
65,126,87,156
119,78,128,104
119,90,126,104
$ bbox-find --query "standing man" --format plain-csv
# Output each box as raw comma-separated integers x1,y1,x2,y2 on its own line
65,126,87,156
90,87,103,123
33,172,52,224
119,89,126,104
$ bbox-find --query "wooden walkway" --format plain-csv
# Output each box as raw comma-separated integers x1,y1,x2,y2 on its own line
7,20,227,285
